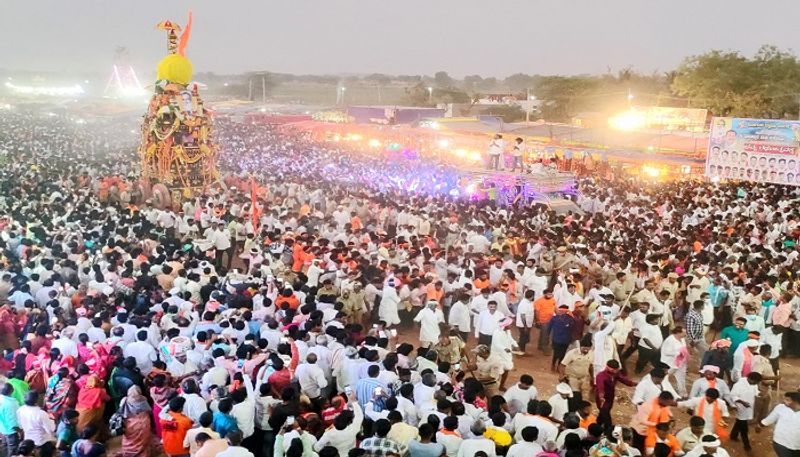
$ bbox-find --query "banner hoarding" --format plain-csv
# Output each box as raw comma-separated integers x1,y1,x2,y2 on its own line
706,117,800,186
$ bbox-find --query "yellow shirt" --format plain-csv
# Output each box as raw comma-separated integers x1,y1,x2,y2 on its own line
484,426,513,447
388,422,420,446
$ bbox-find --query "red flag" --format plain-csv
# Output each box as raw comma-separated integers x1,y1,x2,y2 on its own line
250,176,260,232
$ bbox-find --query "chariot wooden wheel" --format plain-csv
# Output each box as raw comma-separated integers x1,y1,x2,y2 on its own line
151,183,172,209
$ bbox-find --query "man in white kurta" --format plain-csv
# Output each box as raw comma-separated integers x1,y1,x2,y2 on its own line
448,295,472,341
379,280,402,327
491,319,517,391
661,327,689,396
414,301,445,347
591,318,617,378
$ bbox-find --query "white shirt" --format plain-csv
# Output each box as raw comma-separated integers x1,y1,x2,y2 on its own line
660,335,687,368
184,426,219,455
363,402,391,421
684,446,730,457
295,363,328,399
448,301,471,333
517,415,558,445
730,378,758,420
413,383,436,410
217,446,255,457
254,395,280,431
507,441,543,457
515,298,534,328
503,384,538,416
223,376,254,438
123,340,158,374
631,374,679,405
86,327,107,343
612,317,632,346
397,396,419,427
474,309,504,337
181,392,209,424
16,405,55,446
556,427,588,448
629,310,647,337
677,398,729,435
213,229,232,250
762,328,783,359
436,431,463,457
547,394,570,422
51,336,79,359
638,323,663,349
524,275,548,299
414,307,445,343
761,404,800,450
457,437,496,457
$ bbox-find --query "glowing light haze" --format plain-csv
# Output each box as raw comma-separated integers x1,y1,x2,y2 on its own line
2,0,799,76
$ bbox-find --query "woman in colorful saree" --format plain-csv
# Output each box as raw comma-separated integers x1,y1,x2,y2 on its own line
120,385,154,457
0,306,19,350
149,373,175,438
75,374,110,439
45,366,76,421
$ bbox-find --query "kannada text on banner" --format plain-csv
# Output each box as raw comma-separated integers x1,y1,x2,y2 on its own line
706,117,800,186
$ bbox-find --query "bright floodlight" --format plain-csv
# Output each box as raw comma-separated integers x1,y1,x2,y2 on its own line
438,139,449,148
642,165,661,178
368,139,381,148
609,110,646,131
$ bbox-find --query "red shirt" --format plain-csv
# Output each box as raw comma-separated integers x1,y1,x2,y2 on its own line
268,368,292,397
594,369,635,410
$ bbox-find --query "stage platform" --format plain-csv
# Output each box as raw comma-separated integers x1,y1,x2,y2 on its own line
461,167,577,194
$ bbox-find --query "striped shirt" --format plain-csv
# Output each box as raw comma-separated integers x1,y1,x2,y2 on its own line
355,377,386,409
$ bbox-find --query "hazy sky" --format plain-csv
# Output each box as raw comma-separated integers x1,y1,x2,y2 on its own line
2,0,799,78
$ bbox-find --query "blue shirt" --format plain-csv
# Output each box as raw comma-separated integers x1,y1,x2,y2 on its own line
0,394,20,435
408,440,445,457
354,377,385,409
212,412,239,438
57,421,78,449
548,314,574,345
707,284,728,308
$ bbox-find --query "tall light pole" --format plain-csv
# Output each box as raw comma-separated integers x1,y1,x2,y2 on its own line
338,86,346,105
427,86,433,104
627,89,634,108
526,89,536,125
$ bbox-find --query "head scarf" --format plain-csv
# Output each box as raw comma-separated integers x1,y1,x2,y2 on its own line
76,375,107,410
121,385,151,418
710,339,731,350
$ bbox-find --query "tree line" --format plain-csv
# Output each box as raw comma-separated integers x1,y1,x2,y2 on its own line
196,45,800,122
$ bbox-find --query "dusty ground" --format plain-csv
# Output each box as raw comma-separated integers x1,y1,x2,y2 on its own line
436,325,799,457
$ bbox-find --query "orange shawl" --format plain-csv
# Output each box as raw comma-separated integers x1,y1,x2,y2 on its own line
696,399,728,440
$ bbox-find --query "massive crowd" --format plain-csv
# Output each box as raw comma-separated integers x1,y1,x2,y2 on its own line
0,107,798,457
